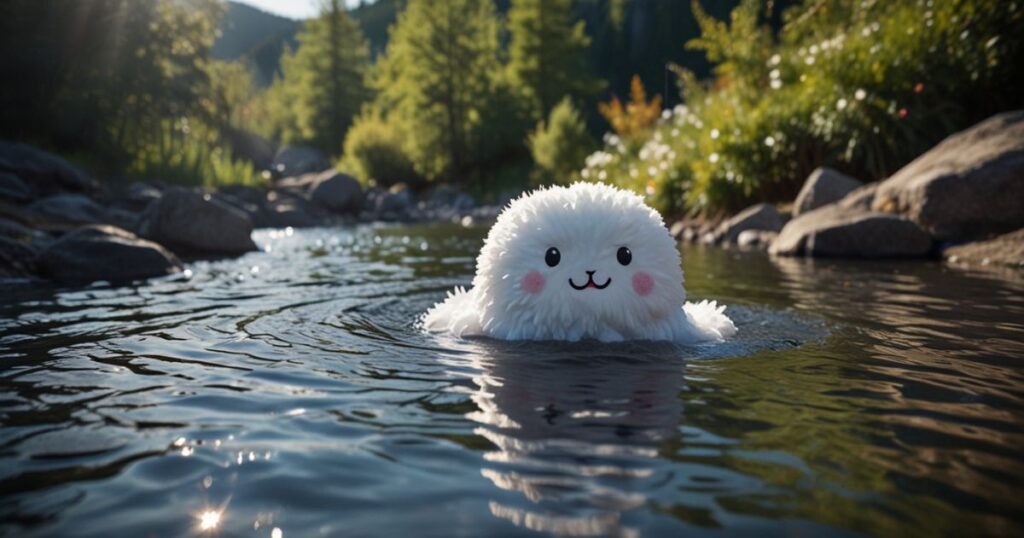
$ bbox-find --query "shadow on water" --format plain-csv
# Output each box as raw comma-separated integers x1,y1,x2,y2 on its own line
0,223,1022,536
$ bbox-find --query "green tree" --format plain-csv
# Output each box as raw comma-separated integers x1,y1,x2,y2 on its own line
506,0,601,122
0,0,222,161
528,97,595,185
371,0,502,183
272,0,371,154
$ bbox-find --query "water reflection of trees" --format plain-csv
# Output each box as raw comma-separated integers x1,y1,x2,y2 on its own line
673,256,1024,533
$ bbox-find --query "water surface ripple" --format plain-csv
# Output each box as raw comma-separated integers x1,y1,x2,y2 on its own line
1,224,1022,537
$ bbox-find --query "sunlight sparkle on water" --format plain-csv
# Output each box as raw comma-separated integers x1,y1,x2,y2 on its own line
199,510,221,531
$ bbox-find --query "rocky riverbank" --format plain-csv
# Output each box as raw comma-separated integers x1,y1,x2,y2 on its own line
0,143,502,284
4,110,1021,285
670,110,1024,269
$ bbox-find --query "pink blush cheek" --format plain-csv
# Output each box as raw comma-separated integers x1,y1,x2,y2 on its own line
521,270,546,294
632,272,654,296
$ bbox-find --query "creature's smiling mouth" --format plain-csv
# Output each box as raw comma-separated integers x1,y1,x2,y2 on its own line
569,271,611,290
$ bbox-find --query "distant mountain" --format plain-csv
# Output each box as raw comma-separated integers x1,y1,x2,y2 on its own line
212,1,300,86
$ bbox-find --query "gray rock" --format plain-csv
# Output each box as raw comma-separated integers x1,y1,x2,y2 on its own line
29,194,109,224
793,167,863,216
0,142,99,196
271,145,330,178
264,193,322,228
138,188,256,255
215,185,270,227
217,185,265,207
838,182,879,211
125,182,163,208
277,170,363,215
0,236,38,278
713,203,784,244
0,217,49,246
36,225,181,283
309,171,363,214
944,228,1024,268
770,204,932,258
0,171,32,202
737,229,778,249
669,220,687,240
871,110,1024,241
375,189,413,215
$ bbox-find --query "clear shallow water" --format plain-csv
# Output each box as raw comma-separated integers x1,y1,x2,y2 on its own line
1,223,1023,537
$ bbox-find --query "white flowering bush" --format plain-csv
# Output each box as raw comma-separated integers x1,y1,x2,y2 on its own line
581,0,1024,214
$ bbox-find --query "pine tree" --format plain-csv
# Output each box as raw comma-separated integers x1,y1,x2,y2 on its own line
371,0,502,182
528,97,595,185
505,0,601,122
274,1,371,154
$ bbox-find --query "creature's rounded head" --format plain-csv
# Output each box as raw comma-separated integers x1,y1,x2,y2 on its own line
472,182,686,340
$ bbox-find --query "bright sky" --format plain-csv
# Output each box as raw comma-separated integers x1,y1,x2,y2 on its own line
232,0,364,20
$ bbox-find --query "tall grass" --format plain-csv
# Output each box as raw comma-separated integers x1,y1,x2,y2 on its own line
127,118,265,189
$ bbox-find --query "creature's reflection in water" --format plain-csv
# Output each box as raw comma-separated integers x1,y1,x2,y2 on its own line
454,341,686,537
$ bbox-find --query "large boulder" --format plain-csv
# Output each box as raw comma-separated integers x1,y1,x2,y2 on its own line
271,145,330,178
214,185,270,227
944,229,1024,269
138,188,256,255
0,171,32,202
0,142,99,196
36,225,182,283
277,170,363,215
770,204,933,258
29,194,109,225
311,172,363,213
871,110,1024,241
711,203,784,244
793,167,863,216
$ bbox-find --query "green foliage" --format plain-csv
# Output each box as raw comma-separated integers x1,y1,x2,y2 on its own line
128,119,263,189
339,111,419,187
264,2,372,155
582,0,1024,215
529,98,596,185
506,0,602,121
204,59,258,130
0,0,222,160
371,0,504,183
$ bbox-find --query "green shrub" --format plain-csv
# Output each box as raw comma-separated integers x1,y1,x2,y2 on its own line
528,97,596,185
339,111,420,187
128,118,264,189
582,0,1024,214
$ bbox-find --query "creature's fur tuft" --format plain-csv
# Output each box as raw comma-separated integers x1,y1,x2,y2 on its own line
423,182,735,343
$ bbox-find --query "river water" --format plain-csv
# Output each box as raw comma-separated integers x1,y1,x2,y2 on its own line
1,223,1022,537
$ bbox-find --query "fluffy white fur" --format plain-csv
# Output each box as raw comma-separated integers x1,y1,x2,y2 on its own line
422,182,736,343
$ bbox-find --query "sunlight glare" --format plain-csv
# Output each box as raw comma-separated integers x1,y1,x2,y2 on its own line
199,510,221,531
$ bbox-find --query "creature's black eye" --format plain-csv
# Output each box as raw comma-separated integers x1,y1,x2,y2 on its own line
617,246,632,266
545,247,561,267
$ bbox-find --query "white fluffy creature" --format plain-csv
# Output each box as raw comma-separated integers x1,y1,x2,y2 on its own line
422,182,736,343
